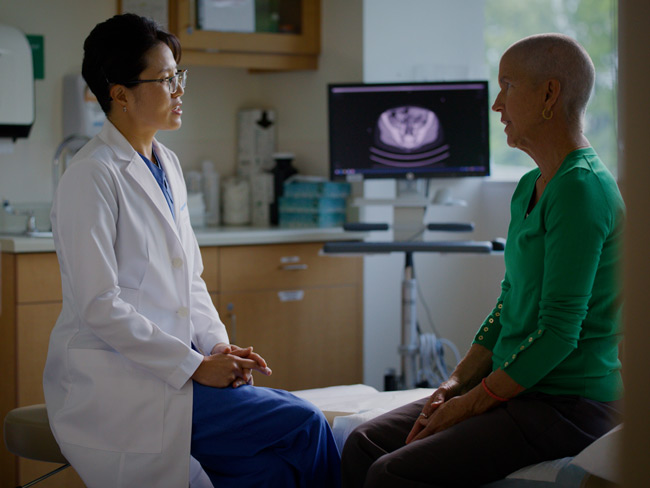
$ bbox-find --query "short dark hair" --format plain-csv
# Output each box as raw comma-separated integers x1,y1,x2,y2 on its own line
82,14,181,114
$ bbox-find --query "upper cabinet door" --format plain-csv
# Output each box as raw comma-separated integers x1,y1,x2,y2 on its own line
171,0,321,70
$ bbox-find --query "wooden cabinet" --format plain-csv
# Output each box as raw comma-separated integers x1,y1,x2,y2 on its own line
215,242,363,390
120,0,321,70
0,241,361,486
0,253,84,488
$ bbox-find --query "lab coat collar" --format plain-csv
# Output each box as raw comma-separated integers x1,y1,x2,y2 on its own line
97,120,180,239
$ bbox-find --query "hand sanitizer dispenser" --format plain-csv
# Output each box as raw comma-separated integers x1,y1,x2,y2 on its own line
63,74,104,139
0,24,34,141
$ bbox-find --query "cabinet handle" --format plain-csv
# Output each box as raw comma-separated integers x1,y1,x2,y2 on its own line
281,264,308,271
226,302,237,344
278,290,305,302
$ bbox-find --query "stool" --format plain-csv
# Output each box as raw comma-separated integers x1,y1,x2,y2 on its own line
3,404,70,488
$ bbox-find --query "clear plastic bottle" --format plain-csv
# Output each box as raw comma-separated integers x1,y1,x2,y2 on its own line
202,160,220,226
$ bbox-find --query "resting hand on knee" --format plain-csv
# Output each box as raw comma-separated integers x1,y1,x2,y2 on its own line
405,378,463,443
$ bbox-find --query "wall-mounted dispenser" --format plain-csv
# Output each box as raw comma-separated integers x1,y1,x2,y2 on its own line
0,24,35,141
63,73,104,139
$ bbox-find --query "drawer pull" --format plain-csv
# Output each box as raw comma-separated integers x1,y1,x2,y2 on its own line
281,264,308,271
280,256,301,264
278,290,305,302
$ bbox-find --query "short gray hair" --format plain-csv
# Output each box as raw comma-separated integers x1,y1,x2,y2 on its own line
507,33,595,126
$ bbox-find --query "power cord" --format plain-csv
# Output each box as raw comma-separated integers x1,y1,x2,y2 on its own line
416,328,461,388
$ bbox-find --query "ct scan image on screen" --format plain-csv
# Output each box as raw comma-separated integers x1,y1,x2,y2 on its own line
328,81,490,180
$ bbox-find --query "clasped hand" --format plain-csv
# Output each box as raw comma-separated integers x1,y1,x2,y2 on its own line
405,380,474,444
192,343,272,389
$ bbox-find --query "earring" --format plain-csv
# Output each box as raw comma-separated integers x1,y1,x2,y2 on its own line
542,108,553,120
123,106,127,113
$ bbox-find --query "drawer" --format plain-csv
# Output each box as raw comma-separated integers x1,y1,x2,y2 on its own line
219,242,361,292
16,253,62,304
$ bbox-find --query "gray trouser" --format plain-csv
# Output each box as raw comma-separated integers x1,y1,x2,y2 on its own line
341,392,620,488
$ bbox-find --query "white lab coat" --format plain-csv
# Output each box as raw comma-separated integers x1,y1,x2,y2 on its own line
44,120,228,488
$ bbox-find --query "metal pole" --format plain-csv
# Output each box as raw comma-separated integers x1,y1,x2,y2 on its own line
399,252,419,389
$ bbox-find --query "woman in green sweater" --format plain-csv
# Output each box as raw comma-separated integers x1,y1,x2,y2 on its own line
341,33,624,487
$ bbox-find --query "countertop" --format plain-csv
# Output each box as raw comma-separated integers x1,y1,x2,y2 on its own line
0,226,367,253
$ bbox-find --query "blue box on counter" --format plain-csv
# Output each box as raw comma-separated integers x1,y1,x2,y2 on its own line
278,196,347,213
279,180,350,228
283,180,351,198
279,211,346,228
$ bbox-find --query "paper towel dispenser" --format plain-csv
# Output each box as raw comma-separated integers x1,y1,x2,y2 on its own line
0,24,35,141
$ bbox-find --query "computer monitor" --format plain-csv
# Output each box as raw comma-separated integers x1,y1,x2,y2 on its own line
328,81,490,181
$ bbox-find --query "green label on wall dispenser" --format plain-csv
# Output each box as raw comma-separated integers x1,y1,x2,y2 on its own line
26,34,44,80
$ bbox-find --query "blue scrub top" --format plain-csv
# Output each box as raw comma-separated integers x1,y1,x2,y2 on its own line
139,149,175,220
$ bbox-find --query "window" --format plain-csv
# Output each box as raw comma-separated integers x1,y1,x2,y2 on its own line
485,0,618,179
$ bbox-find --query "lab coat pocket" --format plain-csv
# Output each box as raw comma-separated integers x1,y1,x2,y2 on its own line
55,349,164,453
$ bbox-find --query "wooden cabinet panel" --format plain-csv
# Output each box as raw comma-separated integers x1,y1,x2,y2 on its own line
219,285,362,391
220,242,361,292
16,253,61,304
0,254,17,485
16,303,62,406
200,246,219,292
1,251,83,488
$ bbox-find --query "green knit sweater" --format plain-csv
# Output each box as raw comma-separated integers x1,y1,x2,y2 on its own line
473,148,624,401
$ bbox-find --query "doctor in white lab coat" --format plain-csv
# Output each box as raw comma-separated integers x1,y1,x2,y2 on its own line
44,14,340,488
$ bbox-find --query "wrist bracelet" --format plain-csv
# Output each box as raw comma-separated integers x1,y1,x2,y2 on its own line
481,377,509,402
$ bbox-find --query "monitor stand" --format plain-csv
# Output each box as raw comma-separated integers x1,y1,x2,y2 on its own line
394,179,429,241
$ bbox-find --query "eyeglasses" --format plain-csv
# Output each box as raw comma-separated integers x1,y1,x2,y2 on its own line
124,69,188,93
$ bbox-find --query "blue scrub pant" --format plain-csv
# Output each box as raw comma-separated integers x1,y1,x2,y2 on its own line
191,381,341,488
